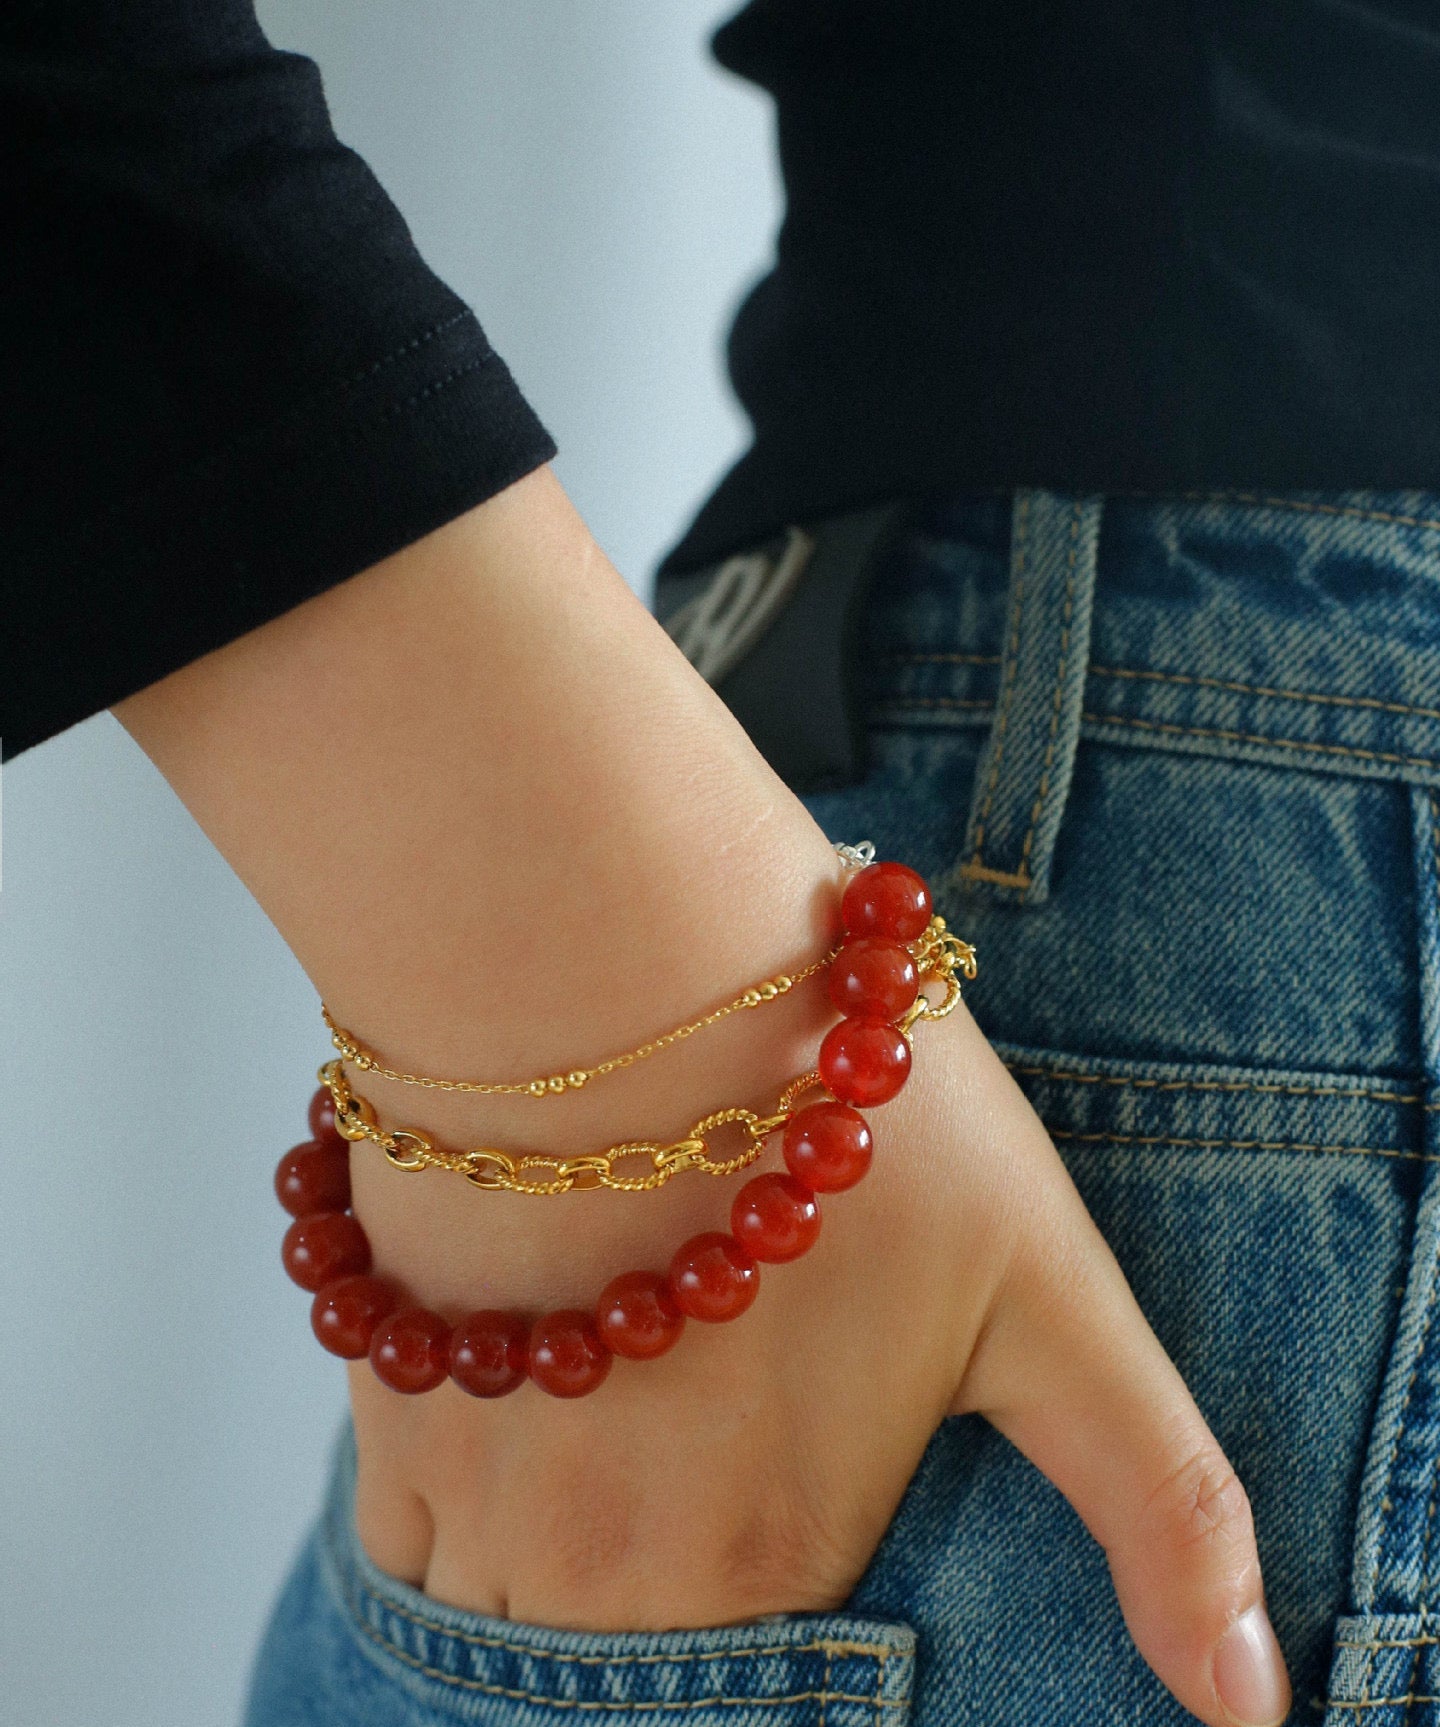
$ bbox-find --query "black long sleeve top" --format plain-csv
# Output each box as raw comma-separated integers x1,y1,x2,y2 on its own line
8,0,1440,760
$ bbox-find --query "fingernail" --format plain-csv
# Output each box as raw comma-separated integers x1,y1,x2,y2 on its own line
1212,1602,1290,1727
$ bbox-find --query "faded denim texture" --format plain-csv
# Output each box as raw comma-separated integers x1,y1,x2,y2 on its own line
246,488,1440,1726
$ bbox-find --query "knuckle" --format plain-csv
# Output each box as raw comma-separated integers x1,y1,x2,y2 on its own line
713,1471,858,1612
534,1469,644,1591
1141,1446,1256,1559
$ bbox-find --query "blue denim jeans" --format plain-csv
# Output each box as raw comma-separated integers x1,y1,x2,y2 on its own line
246,487,1440,1727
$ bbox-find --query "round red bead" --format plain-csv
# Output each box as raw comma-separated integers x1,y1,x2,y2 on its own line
596,1270,686,1360
818,1017,912,1106
668,1232,759,1323
827,936,920,1022
782,1100,874,1192
311,1274,398,1358
281,1211,371,1292
730,1173,821,1263
449,1311,530,1398
840,861,933,943
369,1307,453,1395
274,1139,351,1218
307,1085,345,1148
528,1310,613,1398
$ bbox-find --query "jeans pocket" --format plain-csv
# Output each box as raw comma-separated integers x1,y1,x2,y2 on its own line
821,1033,1426,1724
244,1419,918,1727
1008,1042,1429,1725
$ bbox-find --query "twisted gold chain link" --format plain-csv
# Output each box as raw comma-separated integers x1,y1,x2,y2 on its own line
316,912,976,1196
319,1056,819,1194
898,919,977,1035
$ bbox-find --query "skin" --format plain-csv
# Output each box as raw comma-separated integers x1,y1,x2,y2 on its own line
112,463,1292,1727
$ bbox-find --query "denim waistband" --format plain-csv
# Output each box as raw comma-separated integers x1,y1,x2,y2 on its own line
863,487,1440,905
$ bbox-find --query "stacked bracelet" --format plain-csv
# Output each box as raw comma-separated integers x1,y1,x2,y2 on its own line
272,846,976,1399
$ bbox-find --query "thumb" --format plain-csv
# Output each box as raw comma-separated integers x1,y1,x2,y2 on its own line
954,1195,1291,1727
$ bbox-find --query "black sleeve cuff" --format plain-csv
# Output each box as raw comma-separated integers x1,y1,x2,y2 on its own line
3,311,557,764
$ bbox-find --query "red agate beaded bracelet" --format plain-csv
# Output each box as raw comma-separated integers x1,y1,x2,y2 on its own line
273,856,950,1399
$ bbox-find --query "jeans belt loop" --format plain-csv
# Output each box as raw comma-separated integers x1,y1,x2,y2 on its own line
943,487,1104,907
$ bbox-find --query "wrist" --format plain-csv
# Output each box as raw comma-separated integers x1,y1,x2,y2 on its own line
337,816,845,1145
116,461,840,1087
341,826,850,1306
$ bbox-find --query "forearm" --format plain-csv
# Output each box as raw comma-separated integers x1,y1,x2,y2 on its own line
112,464,844,1216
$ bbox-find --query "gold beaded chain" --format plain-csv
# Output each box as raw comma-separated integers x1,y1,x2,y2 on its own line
317,912,977,1197
319,840,883,1100
319,944,842,1099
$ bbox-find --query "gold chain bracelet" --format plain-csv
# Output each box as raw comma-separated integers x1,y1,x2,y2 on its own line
321,1057,820,1195
320,943,844,1098
317,913,976,1197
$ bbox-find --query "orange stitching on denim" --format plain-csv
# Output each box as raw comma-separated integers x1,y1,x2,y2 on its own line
352,1564,890,1666
883,657,1440,725
342,1503,909,1677
1079,710,1440,773
957,860,1032,888
353,1621,897,1710
965,490,1032,871
1087,664,1440,725
1014,498,1086,880
1327,1696,1440,1711
1005,1064,1424,1106
350,1553,910,1670
1050,1129,1433,1161
883,695,1440,775
338,1560,903,1709
1340,1635,1440,1651
1108,488,1440,535
874,697,1440,773
1404,1642,1422,1727
877,670,1440,732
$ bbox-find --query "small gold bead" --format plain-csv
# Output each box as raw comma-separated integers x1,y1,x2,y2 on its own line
567,1070,588,1088
354,1054,373,1070
933,915,947,930
547,1075,567,1093
775,975,792,991
528,1079,548,1097
742,989,762,1007
758,982,778,1000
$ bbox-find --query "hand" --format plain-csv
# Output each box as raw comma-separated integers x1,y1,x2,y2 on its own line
110,466,1289,1727
347,985,1292,1727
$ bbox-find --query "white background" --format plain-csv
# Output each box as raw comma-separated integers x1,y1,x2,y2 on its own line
0,5,779,1721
